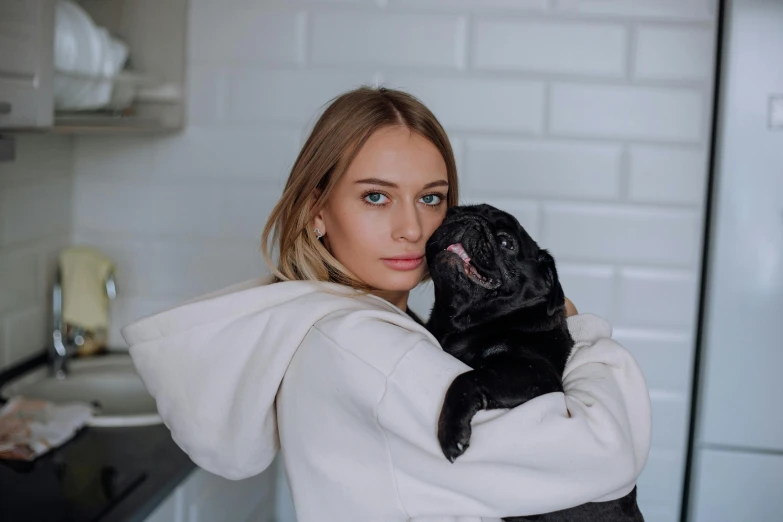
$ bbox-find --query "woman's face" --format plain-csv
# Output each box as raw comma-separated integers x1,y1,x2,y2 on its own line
314,126,449,308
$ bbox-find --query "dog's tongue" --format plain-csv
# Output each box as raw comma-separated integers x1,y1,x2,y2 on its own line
447,243,471,263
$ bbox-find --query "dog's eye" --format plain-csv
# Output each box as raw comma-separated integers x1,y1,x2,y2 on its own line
499,236,515,251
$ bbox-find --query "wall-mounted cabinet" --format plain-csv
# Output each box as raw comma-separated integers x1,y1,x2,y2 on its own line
0,0,187,134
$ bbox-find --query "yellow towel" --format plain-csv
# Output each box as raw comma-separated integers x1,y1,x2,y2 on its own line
59,246,116,332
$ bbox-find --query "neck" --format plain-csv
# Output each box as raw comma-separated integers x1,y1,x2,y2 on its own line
372,289,409,311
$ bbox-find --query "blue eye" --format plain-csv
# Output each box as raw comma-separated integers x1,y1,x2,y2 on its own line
420,194,442,206
364,193,389,205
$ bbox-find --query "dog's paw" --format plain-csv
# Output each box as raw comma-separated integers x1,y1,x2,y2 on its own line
438,416,472,463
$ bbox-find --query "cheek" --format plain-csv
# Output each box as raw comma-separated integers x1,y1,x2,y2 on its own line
423,208,448,239
329,206,386,257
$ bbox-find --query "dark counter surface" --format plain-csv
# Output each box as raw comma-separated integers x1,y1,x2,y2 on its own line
0,354,196,522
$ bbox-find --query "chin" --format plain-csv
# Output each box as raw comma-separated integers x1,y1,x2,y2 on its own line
371,268,425,293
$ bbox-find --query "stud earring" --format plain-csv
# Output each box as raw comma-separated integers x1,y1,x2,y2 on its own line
314,227,323,239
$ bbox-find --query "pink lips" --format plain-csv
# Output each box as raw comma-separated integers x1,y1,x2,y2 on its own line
382,254,425,271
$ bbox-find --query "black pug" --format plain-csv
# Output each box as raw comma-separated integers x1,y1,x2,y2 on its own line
424,204,643,522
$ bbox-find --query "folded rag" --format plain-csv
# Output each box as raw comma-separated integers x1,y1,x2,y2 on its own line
0,397,93,461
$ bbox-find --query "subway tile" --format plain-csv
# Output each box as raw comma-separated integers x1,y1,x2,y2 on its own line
72,179,222,238
225,70,376,124
550,83,703,142
0,248,38,315
650,394,690,451
556,263,614,319
542,203,701,266
186,66,226,125
0,179,71,247
629,145,708,205
465,198,540,239
449,136,464,177
73,135,155,180
190,7,304,64
384,76,545,133
618,267,699,328
152,127,300,183
4,307,46,367
473,19,626,77
464,139,621,200
554,0,714,21
613,328,694,393
290,0,379,4
391,0,548,10
311,12,465,69
74,237,268,302
635,26,714,81
637,448,685,520
0,135,72,186
217,183,284,240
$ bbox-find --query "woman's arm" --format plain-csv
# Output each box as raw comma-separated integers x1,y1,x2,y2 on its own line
376,313,651,519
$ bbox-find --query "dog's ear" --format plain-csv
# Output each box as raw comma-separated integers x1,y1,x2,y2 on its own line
538,249,565,316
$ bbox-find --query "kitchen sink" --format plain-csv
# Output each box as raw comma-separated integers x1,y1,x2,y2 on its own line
0,353,162,428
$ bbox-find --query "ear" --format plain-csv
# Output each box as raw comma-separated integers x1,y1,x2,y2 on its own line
311,189,327,238
538,249,565,316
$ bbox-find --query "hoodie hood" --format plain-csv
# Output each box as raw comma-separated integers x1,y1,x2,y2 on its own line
121,276,403,480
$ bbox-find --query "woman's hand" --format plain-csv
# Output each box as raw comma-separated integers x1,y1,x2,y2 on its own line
564,297,578,317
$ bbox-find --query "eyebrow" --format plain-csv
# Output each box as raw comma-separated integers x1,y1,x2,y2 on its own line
355,178,449,190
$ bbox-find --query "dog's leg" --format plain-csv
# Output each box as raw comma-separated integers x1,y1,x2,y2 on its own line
438,362,562,462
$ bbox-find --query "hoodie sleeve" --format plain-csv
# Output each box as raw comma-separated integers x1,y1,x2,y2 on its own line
376,313,652,519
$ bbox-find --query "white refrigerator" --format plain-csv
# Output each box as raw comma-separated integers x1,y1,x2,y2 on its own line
687,0,783,521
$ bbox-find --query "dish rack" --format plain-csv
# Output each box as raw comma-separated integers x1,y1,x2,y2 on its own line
54,69,180,115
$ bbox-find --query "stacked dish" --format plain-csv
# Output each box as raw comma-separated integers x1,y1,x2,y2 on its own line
53,0,130,111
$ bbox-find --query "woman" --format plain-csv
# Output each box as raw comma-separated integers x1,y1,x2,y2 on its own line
122,87,651,521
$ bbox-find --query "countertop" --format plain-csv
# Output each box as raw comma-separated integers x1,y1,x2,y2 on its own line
0,353,196,522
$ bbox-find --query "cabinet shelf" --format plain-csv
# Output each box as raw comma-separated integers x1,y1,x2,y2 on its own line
0,0,188,135
52,113,177,134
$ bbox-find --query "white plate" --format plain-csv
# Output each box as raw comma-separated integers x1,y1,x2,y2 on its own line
54,1,109,109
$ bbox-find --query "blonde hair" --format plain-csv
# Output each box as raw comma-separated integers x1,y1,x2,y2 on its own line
260,86,459,290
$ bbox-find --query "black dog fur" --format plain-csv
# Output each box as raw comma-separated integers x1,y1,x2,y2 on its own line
424,204,643,522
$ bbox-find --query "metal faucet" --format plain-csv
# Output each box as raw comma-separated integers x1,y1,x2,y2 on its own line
50,268,116,379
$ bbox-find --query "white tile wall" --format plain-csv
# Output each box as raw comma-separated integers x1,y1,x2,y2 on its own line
472,19,626,77
629,145,708,204
151,128,300,183
0,135,73,369
542,203,701,266
634,26,715,81
189,7,306,65
554,0,715,21
380,74,547,133
550,84,704,142
464,139,622,200
393,0,548,10
310,12,467,69
224,69,375,123
67,2,719,520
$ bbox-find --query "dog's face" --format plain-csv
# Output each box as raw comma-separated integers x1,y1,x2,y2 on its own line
425,204,564,318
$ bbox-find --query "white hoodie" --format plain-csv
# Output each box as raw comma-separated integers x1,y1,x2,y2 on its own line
121,276,651,522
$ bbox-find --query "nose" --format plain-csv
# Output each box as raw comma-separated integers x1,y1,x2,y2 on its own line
392,201,423,242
